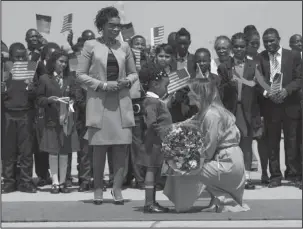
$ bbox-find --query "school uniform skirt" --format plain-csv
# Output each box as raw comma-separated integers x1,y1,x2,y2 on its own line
40,125,79,155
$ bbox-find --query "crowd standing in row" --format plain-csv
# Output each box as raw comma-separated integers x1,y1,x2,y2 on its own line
1,6,302,213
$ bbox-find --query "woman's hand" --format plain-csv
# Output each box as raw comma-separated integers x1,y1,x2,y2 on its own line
106,81,119,92
47,96,59,104
117,79,131,90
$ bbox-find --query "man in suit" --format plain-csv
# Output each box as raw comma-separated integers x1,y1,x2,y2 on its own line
169,28,197,123
258,28,302,188
289,34,302,53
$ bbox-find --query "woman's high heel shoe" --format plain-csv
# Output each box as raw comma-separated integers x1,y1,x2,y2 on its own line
111,190,124,205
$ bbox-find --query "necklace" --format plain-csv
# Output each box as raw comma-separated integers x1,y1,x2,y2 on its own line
99,36,116,47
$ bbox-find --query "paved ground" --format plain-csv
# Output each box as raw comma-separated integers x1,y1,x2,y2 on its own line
1,140,302,228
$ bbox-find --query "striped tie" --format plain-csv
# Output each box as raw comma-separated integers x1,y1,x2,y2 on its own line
270,53,279,79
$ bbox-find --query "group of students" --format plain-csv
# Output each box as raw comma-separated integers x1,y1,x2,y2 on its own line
1,7,302,211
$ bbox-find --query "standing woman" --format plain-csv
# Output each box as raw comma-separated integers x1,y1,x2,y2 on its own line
76,6,138,205
217,32,261,190
37,49,79,194
211,36,232,75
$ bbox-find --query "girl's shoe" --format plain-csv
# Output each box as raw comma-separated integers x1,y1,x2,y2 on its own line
50,184,60,194
111,190,124,205
143,202,169,213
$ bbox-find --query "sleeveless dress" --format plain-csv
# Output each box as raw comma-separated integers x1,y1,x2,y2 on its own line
85,52,132,146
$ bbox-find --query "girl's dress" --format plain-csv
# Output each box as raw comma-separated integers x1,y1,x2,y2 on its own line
37,73,79,155
164,105,250,213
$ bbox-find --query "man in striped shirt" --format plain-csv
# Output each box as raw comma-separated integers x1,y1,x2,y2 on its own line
2,43,37,194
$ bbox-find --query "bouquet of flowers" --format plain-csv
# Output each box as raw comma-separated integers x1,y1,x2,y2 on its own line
161,121,205,176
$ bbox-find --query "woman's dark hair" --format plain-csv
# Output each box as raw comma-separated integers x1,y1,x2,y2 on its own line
139,62,168,91
40,42,60,61
214,35,231,50
9,42,26,58
155,43,174,56
194,48,211,72
94,6,120,32
244,29,260,44
243,25,257,34
130,35,146,47
176,27,191,41
46,49,70,76
231,32,247,46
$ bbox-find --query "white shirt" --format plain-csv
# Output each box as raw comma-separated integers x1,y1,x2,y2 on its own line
263,47,283,96
268,47,282,83
146,91,159,99
176,53,188,70
210,58,220,75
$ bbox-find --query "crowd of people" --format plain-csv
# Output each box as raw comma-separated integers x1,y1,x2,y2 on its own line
1,6,302,213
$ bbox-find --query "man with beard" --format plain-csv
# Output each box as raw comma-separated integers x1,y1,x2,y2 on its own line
169,28,197,123
258,28,302,188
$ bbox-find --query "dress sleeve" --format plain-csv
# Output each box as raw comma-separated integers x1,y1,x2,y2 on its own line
200,110,222,160
76,40,104,91
36,75,50,108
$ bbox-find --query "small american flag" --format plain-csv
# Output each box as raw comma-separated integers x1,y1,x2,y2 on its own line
36,14,52,34
167,68,190,94
151,26,164,46
270,73,283,94
60,13,73,33
10,61,37,81
132,48,141,70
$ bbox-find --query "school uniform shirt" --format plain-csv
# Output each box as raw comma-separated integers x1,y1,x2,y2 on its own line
136,91,173,167
176,53,188,70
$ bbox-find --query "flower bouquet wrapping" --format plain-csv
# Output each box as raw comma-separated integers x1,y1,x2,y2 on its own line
161,121,205,176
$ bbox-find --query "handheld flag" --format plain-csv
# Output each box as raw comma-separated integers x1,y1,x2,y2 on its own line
10,61,37,81
270,73,283,94
167,68,190,94
150,26,164,47
36,14,52,34
61,13,73,33
121,22,135,42
132,48,141,70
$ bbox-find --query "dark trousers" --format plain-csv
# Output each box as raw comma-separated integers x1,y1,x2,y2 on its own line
239,135,253,171
34,109,50,180
78,136,93,184
66,127,93,184
266,111,301,181
257,133,269,176
2,110,34,186
93,145,127,190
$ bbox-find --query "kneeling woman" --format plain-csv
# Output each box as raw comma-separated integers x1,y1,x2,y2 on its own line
37,49,79,193
176,78,250,213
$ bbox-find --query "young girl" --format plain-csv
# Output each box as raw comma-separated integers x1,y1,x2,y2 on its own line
37,49,79,194
217,32,261,190
138,62,172,213
194,48,220,86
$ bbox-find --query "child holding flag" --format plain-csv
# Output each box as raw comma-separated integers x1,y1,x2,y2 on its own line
2,43,37,193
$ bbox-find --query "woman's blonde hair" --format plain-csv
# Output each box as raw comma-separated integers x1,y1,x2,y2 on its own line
188,78,233,121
